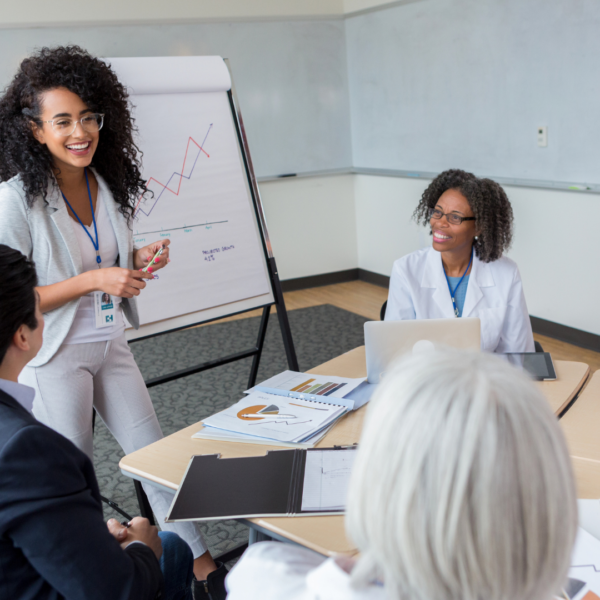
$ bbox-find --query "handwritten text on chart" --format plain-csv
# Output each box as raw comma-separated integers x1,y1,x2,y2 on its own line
203,245,235,262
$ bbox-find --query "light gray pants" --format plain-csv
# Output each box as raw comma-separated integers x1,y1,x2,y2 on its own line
20,333,208,558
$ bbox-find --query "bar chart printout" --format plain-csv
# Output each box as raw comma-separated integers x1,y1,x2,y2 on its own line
247,370,366,399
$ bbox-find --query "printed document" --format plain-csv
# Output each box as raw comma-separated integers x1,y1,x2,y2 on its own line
201,392,346,443
301,448,357,512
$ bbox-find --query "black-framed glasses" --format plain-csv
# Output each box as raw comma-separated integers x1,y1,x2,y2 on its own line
429,208,475,226
40,113,104,137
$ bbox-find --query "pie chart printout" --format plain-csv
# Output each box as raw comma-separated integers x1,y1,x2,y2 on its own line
237,405,296,421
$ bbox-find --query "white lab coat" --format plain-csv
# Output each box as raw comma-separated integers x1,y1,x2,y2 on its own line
226,542,386,600
385,247,535,353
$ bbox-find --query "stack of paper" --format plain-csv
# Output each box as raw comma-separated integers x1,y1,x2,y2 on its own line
568,527,600,600
196,391,347,446
246,370,375,411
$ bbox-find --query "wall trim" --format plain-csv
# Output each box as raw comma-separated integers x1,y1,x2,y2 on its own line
257,167,600,195
281,268,600,351
280,268,359,292
530,317,600,353
0,1,428,30
357,268,390,288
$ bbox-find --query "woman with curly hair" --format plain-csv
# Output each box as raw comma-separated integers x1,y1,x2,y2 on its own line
0,46,226,598
385,169,534,352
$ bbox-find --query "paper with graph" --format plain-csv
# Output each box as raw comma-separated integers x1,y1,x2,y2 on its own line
301,448,357,512
201,392,347,443
108,57,271,328
246,370,366,400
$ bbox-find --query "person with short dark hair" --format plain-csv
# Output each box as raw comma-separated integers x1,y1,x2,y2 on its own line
0,45,226,597
0,243,196,600
385,169,534,352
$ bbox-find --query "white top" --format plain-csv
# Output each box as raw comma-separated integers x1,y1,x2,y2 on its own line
226,542,387,600
385,247,535,353
62,190,125,344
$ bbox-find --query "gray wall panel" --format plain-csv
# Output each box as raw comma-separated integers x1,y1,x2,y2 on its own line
346,0,600,184
0,20,352,178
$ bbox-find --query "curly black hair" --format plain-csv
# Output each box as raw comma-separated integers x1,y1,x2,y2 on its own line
0,45,145,223
413,169,513,262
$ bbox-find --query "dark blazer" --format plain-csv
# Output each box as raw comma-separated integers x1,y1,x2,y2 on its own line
0,389,163,600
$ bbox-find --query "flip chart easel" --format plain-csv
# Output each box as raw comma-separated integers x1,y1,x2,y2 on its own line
107,56,298,533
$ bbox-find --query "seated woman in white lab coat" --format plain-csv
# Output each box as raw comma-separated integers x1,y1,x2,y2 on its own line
385,169,534,352
225,349,577,600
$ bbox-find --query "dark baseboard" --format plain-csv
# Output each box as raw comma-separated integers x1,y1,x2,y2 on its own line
280,268,359,292
280,267,391,292
357,268,390,288
280,268,600,352
530,316,600,352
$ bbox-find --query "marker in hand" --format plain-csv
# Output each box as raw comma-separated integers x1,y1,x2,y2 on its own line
142,245,165,273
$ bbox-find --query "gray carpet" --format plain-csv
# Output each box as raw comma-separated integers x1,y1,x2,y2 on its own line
94,304,369,558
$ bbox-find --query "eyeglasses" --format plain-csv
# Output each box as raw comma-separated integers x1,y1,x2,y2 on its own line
429,208,475,226
39,113,104,137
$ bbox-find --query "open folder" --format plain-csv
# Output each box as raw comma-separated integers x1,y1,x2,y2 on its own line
166,447,357,522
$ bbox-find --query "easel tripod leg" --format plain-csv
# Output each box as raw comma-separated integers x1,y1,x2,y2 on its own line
247,306,271,389
268,257,299,371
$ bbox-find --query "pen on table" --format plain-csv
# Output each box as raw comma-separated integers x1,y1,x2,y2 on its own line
334,444,358,449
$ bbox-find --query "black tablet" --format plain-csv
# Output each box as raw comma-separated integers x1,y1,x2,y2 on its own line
501,352,556,381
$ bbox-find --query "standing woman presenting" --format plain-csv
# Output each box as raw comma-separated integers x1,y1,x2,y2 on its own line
0,46,226,599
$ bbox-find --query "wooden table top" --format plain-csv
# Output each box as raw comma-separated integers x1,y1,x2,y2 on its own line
560,370,600,499
120,346,590,556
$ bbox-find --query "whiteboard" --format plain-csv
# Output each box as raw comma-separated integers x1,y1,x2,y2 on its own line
108,56,274,340
346,0,600,187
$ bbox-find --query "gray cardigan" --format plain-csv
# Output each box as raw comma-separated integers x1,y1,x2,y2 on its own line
0,171,139,367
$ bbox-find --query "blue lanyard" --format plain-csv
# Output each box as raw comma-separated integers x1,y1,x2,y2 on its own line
61,169,101,267
444,248,473,318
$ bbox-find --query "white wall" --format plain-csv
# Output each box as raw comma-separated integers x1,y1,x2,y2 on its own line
2,0,597,335
352,174,600,335
259,175,358,280
260,172,600,335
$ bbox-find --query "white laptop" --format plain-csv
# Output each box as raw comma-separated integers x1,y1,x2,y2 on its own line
364,318,481,384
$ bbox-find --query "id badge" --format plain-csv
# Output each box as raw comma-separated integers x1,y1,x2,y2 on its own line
94,292,116,328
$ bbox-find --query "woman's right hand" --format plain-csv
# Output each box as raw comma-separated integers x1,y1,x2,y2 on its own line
92,267,154,298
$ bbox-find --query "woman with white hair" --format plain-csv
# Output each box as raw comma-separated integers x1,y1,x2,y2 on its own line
226,349,578,600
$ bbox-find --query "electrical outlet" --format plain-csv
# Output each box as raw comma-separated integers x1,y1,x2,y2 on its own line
537,126,548,147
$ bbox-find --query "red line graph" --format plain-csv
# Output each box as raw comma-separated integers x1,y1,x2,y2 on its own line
135,125,212,217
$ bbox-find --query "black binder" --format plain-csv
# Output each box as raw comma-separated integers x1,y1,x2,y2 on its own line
166,447,356,522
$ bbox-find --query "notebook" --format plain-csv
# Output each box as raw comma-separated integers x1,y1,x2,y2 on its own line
166,447,357,522
245,370,366,408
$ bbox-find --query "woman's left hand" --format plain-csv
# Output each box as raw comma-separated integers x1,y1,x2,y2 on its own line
134,239,171,272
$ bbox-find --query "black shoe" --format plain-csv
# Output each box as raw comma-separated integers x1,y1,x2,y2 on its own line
192,561,228,600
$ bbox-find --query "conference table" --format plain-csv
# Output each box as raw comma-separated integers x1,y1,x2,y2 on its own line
120,346,591,556
560,370,600,498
